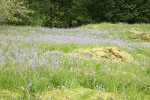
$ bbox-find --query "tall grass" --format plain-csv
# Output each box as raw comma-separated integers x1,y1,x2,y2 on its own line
0,23,150,99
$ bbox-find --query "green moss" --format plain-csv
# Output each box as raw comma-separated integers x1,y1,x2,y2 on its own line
128,28,150,42
74,47,135,63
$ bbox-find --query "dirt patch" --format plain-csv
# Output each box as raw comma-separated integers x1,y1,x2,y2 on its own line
74,47,134,63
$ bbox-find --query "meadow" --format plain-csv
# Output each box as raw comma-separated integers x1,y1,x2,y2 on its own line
0,23,150,100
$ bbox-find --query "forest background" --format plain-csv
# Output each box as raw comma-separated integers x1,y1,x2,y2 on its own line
0,0,150,27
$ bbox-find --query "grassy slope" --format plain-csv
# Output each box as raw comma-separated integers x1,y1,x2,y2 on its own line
0,23,150,100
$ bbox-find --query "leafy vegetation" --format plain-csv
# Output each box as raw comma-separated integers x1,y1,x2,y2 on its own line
0,23,150,99
0,0,150,27
0,0,31,24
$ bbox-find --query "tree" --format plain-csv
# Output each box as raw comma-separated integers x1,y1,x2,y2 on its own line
0,0,31,24
1,0,149,27
71,0,150,25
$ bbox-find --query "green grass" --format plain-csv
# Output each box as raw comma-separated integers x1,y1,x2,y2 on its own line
0,23,150,100
83,23,150,42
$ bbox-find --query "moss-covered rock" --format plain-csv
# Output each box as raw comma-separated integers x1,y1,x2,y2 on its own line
128,28,150,41
74,47,134,63
140,33,150,41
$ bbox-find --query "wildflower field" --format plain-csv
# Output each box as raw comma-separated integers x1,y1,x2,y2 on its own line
0,23,150,100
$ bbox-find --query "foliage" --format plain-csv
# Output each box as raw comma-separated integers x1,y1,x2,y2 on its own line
71,0,150,24
0,0,31,24
1,0,150,27
21,0,73,27
0,23,150,99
